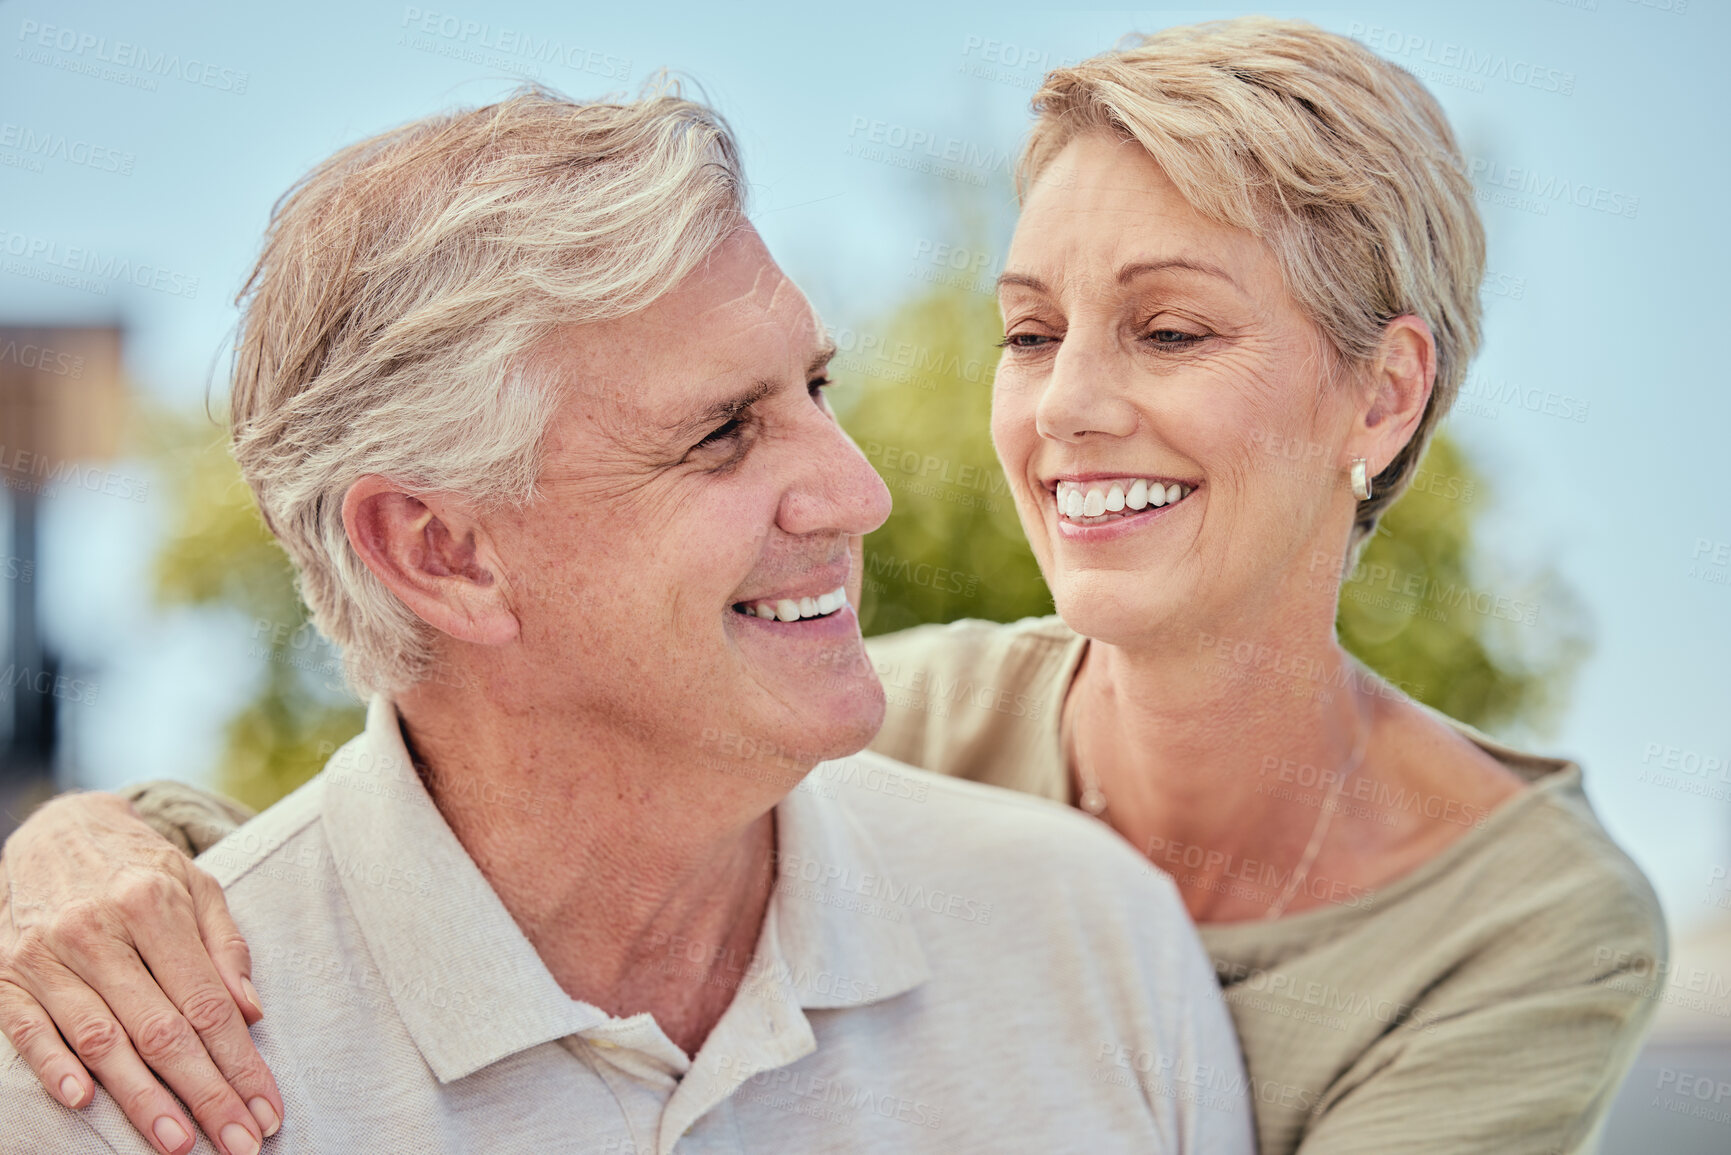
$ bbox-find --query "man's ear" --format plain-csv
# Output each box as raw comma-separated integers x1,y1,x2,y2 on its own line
341,476,519,646
1346,314,1436,475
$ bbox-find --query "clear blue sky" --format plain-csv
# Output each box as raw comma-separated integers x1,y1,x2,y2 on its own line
3,0,1727,938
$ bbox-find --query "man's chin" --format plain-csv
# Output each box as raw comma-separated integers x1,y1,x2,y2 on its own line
788,679,887,765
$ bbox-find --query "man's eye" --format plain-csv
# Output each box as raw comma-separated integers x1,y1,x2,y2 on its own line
997,333,1055,349
695,419,741,449
809,375,834,398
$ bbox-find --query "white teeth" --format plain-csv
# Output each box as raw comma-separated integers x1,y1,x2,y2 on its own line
744,586,848,623
1053,477,1192,522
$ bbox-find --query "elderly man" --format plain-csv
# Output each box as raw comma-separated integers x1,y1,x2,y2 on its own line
0,90,1249,1153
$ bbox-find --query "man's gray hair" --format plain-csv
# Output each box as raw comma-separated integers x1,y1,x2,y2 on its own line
229,84,746,696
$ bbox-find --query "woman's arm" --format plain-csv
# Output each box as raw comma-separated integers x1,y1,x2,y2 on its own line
0,789,278,1155
1292,911,1665,1154
115,780,257,858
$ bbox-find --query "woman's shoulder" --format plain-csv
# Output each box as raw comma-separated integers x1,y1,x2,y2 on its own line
864,613,1078,672
1485,761,1668,963
863,615,1080,797
1427,708,1664,945
1373,720,1669,991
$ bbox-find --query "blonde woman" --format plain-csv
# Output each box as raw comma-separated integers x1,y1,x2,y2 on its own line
0,18,1663,1155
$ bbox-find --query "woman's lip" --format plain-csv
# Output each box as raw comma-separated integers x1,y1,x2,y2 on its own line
1042,473,1203,489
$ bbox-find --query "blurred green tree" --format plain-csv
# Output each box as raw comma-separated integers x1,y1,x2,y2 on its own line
146,412,363,812
829,258,1051,639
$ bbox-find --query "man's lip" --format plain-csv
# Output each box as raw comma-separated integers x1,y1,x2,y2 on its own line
730,572,852,606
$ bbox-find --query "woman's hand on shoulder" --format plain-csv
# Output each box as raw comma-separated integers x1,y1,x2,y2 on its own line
0,790,282,1155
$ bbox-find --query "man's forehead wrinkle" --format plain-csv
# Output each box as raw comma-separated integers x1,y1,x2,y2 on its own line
688,259,784,327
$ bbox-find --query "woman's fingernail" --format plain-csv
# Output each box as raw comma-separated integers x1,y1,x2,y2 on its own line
241,976,262,1016
58,1074,82,1106
220,1120,260,1155
152,1115,190,1153
249,1096,281,1137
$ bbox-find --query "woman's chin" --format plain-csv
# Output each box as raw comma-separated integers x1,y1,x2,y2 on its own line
1050,577,1187,650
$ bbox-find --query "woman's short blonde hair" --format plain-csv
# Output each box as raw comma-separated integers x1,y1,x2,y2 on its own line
230,85,745,696
1020,17,1485,552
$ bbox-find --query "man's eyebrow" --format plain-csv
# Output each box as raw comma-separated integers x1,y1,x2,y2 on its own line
666,380,774,439
663,340,838,440
809,338,838,378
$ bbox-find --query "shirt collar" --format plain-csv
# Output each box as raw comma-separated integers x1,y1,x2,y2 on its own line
318,697,928,1085
764,775,931,1010
320,695,603,1082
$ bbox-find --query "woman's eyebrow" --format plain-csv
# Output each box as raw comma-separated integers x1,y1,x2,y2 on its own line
997,260,1241,295
1116,258,1242,291
996,271,1048,294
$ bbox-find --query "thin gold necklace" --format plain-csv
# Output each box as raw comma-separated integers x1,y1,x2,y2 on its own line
1065,680,1370,919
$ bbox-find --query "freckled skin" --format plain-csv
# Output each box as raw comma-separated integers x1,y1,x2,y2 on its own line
461,227,891,770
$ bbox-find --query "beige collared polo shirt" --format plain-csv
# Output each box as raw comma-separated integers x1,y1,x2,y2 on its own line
0,696,1253,1153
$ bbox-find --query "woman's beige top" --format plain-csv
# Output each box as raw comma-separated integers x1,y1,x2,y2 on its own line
863,616,1668,1155
126,616,1667,1155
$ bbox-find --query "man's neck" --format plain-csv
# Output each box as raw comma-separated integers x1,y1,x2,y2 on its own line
393,683,792,1055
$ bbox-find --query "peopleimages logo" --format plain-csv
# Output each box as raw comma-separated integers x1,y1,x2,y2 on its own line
1461,156,1639,220
1346,22,1575,96
0,123,134,175
0,228,199,298
398,7,630,80
15,20,250,93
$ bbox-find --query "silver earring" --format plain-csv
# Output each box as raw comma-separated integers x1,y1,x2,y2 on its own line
1350,458,1373,501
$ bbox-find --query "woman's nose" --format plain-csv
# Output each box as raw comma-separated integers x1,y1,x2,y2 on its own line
1034,337,1139,443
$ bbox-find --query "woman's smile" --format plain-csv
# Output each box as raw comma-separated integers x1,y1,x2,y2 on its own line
1048,474,1201,541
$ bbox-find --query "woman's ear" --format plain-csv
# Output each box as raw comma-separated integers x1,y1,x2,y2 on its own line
1349,314,1436,473
341,476,520,647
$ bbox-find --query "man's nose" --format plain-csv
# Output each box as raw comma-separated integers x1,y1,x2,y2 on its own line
778,411,892,538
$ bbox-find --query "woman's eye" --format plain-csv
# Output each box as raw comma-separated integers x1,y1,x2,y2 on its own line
1148,328,1203,345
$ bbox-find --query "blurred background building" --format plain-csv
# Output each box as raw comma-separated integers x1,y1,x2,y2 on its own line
0,325,125,826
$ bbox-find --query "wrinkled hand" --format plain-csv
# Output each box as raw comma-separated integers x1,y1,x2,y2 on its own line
0,791,282,1155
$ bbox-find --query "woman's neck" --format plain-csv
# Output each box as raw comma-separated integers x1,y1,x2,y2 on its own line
1066,626,1379,922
